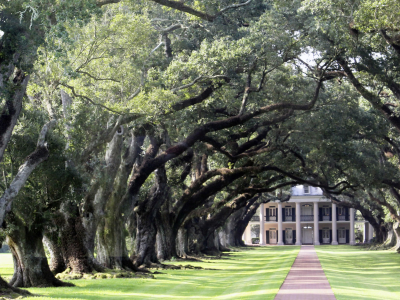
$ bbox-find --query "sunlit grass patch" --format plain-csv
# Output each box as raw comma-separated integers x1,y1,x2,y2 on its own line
0,246,299,300
315,245,400,300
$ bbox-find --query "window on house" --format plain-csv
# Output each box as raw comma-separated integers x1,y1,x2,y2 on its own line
303,185,310,194
324,207,330,215
338,207,344,216
285,207,292,216
270,207,276,216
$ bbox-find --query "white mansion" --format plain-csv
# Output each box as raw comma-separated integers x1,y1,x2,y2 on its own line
243,185,374,245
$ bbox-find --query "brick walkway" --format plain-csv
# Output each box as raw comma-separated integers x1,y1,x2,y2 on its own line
274,245,336,300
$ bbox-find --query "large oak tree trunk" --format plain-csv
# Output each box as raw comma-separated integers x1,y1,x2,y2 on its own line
43,233,66,274
135,166,169,267
224,207,247,247
198,194,258,252
393,222,400,252
176,226,189,258
155,210,177,261
53,202,103,274
96,129,145,270
97,216,136,271
6,219,72,287
135,215,158,267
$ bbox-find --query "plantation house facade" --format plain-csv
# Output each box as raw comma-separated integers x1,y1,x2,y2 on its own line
243,185,374,245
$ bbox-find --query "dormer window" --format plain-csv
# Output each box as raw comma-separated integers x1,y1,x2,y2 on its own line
303,185,310,194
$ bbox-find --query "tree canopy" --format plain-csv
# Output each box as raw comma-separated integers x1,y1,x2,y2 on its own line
1,0,400,294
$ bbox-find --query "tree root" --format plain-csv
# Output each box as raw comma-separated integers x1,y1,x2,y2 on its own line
55,269,154,281
0,276,31,298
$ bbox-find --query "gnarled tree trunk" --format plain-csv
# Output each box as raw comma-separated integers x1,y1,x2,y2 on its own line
135,166,169,267
97,215,136,271
176,226,189,258
43,233,66,274
96,129,145,270
53,202,103,274
393,222,400,252
6,219,72,287
155,209,177,261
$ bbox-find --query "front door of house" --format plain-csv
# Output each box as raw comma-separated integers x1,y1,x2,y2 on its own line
338,229,346,243
269,230,277,244
302,226,313,244
285,228,293,244
322,229,330,244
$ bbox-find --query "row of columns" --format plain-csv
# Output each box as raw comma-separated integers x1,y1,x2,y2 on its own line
258,202,356,245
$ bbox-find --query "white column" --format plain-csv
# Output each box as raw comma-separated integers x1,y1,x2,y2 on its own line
296,202,302,245
314,202,320,245
350,208,356,245
245,224,252,245
332,202,338,245
278,202,284,245
368,223,374,242
259,204,265,245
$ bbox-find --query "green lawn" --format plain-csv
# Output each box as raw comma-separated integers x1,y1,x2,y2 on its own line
315,245,400,300
0,246,299,300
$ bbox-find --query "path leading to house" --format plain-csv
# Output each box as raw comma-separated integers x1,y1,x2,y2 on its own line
274,245,336,300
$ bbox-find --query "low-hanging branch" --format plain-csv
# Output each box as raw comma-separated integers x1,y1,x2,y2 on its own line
150,0,253,22
337,57,400,133
97,0,253,22
126,79,324,199
0,119,56,226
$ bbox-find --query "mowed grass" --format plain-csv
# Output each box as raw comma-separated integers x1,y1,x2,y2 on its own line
315,245,400,300
0,246,299,300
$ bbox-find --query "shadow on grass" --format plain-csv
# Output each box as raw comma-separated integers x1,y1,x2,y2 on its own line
315,245,400,300
19,247,300,300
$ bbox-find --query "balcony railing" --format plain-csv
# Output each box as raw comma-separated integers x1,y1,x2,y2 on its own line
338,215,348,221
322,215,331,221
250,216,260,222
301,215,314,221
269,216,277,221
284,216,294,222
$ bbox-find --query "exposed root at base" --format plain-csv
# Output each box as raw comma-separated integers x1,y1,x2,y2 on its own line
148,263,217,271
0,277,31,299
55,269,154,281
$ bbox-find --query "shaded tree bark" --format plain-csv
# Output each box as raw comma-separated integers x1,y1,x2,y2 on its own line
52,201,103,274
6,218,72,287
96,129,145,271
43,234,66,274
135,165,169,267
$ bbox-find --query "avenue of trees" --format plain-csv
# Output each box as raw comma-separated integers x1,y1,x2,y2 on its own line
1,0,400,295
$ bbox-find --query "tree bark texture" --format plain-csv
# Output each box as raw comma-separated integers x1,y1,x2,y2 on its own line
82,130,123,265
53,202,103,274
0,120,55,227
135,166,169,267
6,219,72,287
155,209,177,261
393,223,400,252
95,129,145,270
176,227,189,258
43,234,66,274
